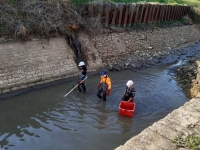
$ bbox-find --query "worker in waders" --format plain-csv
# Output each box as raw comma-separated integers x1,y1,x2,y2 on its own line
97,71,111,101
121,80,136,102
77,61,87,93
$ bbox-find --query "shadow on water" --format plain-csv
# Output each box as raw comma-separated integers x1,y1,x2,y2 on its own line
0,60,189,150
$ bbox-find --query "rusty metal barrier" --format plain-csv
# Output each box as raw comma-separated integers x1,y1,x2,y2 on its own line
82,3,190,27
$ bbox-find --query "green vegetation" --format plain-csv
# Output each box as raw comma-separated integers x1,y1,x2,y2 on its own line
172,134,200,149
189,6,200,23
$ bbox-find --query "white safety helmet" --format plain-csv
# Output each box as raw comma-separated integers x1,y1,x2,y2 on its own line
78,61,85,66
126,80,134,87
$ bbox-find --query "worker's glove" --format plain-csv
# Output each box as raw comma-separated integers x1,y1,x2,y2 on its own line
97,83,102,89
128,97,133,102
107,89,111,96
78,80,82,85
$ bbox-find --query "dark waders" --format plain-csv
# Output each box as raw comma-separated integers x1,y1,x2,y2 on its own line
97,83,107,101
121,94,131,101
78,81,86,93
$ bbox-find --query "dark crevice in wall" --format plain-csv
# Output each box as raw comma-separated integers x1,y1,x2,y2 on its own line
65,34,88,67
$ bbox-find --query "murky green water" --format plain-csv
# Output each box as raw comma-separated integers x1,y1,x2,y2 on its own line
0,62,188,150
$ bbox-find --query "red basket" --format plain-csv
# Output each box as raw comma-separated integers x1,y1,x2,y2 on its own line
119,101,136,117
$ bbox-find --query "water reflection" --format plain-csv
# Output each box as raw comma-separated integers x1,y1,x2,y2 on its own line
117,115,133,134
0,62,188,150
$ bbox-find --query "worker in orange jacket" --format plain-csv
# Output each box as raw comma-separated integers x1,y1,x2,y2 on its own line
97,71,111,101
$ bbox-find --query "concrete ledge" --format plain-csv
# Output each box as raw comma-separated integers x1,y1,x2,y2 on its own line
115,97,200,150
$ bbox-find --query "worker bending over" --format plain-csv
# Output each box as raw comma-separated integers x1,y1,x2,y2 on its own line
121,80,136,102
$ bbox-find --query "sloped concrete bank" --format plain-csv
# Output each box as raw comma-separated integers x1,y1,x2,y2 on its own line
0,37,80,99
115,96,200,150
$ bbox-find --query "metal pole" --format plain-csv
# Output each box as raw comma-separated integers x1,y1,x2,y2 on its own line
64,76,88,97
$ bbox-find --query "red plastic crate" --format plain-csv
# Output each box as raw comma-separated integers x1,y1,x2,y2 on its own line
119,101,136,117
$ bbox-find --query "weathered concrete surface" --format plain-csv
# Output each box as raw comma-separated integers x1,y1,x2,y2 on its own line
0,37,79,94
115,96,200,150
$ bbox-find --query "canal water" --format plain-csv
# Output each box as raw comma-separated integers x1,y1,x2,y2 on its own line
0,62,188,150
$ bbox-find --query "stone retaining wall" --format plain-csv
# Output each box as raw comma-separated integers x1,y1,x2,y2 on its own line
0,37,79,94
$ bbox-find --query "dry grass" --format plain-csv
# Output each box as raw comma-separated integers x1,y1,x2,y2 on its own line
1,0,200,41
0,0,86,40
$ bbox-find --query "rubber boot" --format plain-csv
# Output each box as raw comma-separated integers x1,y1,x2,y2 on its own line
78,86,82,92
97,94,102,99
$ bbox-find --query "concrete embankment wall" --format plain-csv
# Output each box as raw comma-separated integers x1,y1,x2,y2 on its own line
0,38,79,95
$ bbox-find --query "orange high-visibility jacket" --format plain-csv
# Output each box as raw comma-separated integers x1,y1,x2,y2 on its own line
100,76,111,90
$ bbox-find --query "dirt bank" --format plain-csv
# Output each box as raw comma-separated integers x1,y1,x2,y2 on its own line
175,59,200,98
76,22,200,71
